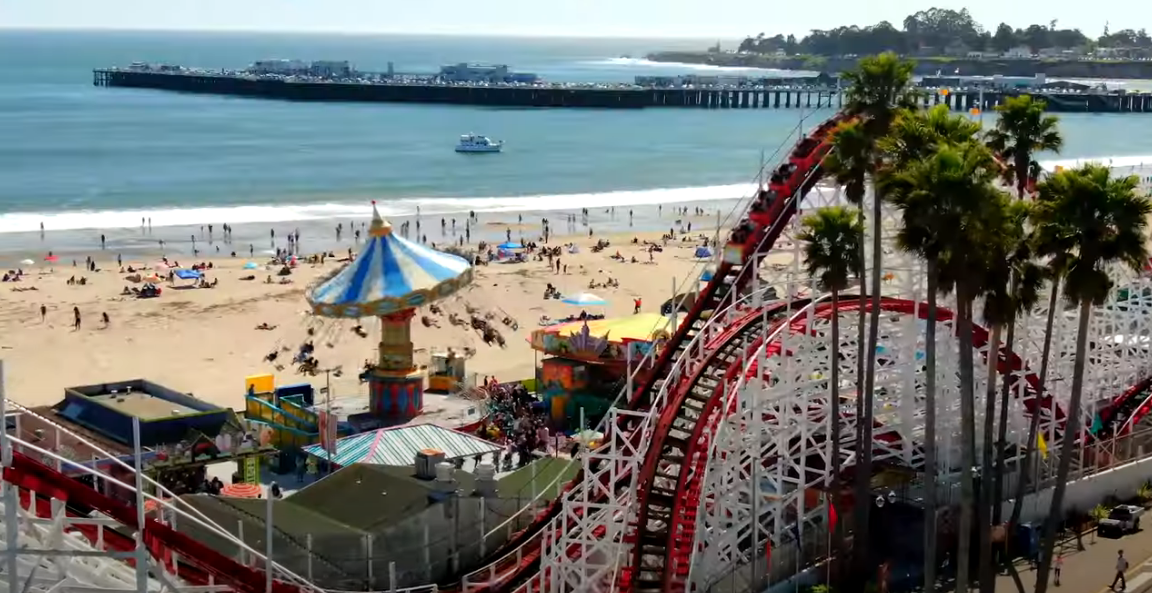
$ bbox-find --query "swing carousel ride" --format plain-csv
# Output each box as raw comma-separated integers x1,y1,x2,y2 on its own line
304,201,473,425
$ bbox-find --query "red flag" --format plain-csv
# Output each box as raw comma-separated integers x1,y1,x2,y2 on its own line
828,502,839,532
318,410,338,456
765,538,772,566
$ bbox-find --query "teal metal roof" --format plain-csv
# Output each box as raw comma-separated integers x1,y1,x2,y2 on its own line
303,423,501,467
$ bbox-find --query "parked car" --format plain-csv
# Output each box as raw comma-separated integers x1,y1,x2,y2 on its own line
1098,504,1144,536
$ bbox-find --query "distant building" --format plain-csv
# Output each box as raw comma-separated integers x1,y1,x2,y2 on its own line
249,59,309,75
310,60,352,78
919,73,1049,89
1003,46,1034,59
437,63,539,84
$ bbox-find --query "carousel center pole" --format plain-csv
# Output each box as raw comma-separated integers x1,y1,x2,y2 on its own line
367,309,425,425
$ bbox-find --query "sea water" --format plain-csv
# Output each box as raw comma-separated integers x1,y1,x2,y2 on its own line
3,30,1152,257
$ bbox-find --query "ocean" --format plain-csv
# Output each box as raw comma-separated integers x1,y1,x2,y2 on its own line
3,29,1152,256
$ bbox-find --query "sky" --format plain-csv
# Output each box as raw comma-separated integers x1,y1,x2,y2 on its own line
0,0,1145,39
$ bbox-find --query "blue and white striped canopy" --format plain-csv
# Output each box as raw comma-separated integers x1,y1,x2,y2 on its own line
307,205,473,318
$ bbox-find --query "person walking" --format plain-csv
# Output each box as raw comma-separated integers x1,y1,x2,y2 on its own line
1113,550,1129,591
1054,552,1063,586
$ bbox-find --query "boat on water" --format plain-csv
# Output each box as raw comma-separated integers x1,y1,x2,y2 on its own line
456,134,503,153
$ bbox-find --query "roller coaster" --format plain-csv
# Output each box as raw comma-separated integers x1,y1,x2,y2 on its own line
4,110,1152,593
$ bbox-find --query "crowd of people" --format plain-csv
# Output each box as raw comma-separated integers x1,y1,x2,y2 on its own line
475,380,550,471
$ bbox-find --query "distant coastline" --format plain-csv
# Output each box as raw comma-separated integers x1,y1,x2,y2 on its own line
644,51,1152,81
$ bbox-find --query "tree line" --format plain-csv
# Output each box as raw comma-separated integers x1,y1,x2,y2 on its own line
738,8,1152,57
798,52,1151,593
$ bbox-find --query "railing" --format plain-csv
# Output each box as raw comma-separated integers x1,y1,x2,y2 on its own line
1,400,324,593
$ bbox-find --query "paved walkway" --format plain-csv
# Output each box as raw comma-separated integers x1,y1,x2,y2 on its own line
995,528,1152,593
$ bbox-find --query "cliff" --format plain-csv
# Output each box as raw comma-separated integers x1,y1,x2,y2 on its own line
645,51,1152,80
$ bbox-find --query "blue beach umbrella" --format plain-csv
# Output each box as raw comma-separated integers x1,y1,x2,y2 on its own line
497,241,524,250
561,292,608,306
173,269,202,280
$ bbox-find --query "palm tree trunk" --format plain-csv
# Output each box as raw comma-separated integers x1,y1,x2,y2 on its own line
923,262,939,593
1004,280,1059,593
993,311,1017,525
1015,154,1029,199
1035,298,1093,593
1009,280,1060,528
956,287,978,593
978,321,1002,593
855,188,882,578
853,204,868,576
830,288,843,563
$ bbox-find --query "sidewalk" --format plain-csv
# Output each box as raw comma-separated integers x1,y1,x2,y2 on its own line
995,528,1152,593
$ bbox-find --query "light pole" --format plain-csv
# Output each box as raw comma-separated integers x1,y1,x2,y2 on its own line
318,366,342,476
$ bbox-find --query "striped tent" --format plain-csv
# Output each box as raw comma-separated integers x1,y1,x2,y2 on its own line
302,424,501,468
307,202,473,318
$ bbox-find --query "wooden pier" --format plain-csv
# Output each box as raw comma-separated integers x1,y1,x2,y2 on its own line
93,69,1152,113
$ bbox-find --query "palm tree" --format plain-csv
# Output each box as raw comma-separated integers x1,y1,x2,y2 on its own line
823,119,872,566
879,104,982,165
897,139,1006,593
985,95,1063,199
838,53,916,574
879,103,982,593
975,201,1042,593
798,206,864,562
1031,164,1152,593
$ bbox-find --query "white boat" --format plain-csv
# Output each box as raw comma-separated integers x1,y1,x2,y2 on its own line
456,134,503,153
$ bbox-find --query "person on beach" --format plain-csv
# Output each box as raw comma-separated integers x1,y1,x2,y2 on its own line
72,307,81,330
100,234,106,249
39,305,46,323
1113,550,1129,590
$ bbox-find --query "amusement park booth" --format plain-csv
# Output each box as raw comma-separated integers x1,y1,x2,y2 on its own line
47,379,274,498
528,313,679,430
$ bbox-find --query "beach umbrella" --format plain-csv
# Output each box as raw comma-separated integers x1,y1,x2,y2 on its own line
701,267,715,282
561,292,608,306
173,269,202,281
243,262,259,270
18,259,33,266
220,483,262,499
497,241,523,250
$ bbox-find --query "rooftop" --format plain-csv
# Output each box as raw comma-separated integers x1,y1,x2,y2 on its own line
302,423,500,467
90,392,197,420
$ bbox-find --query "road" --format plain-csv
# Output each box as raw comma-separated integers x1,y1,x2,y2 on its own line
995,527,1152,593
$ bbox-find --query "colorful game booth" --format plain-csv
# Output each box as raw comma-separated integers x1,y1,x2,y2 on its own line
528,313,681,430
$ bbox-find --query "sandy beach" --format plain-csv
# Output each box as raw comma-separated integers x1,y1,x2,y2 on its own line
0,212,770,413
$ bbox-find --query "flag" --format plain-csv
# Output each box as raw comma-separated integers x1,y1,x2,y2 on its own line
1091,413,1104,436
1037,433,1049,459
828,502,839,531
765,538,773,567
318,410,338,456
